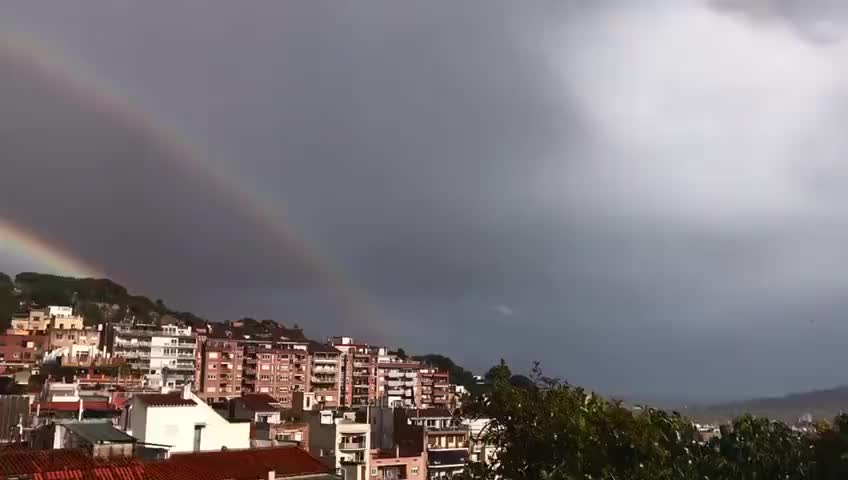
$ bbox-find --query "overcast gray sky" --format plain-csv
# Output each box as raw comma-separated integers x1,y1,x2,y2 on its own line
3,0,848,400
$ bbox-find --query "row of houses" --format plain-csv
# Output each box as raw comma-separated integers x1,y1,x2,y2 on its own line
3,308,465,412
1,377,493,480
1,307,491,479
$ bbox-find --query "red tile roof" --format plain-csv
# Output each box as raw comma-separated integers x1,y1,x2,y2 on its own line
134,393,196,407
0,450,145,480
32,401,112,412
237,393,280,412
144,447,330,480
415,407,453,418
0,447,330,480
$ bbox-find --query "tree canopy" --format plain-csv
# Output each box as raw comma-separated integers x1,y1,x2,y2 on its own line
461,361,848,480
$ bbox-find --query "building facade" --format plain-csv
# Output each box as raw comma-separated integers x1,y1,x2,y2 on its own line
127,388,250,454
0,333,48,368
113,323,196,389
47,327,101,365
419,369,450,409
332,337,378,407
375,352,421,408
243,343,309,408
308,341,342,409
199,337,244,401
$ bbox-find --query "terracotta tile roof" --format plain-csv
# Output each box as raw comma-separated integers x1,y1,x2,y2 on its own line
306,341,341,354
415,407,453,418
0,450,145,480
0,447,330,480
237,393,280,412
144,446,331,480
134,393,196,407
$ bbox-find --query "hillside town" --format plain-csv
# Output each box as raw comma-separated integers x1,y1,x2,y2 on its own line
0,303,495,480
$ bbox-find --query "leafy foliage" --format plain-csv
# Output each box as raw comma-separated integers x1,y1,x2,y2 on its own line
0,272,16,330
460,361,848,480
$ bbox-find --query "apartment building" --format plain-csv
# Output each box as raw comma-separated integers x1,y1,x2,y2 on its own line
370,447,425,480
306,410,372,480
332,337,378,407
113,321,196,389
419,368,450,409
307,341,342,409
127,387,250,454
406,409,470,479
198,336,244,401
0,333,48,369
10,309,50,333
46,326,101,365
46,306,84,330
375,351,421,408
243,343,309,408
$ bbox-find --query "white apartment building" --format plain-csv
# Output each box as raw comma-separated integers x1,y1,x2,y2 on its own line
127,386,250,455
335,414,371,480
113,322,196,389
47,306,84,330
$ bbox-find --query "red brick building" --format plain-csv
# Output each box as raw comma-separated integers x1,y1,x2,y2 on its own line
307,341,342,409
419,368,450,409
0,333,47,370
331,337,378,407
243,344,309,407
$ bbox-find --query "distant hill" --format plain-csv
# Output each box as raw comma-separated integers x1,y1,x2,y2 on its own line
683,386,848,424
1,272,478,382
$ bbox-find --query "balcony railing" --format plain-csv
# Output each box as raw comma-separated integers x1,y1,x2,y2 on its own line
339,442,367,450
311,375,336,383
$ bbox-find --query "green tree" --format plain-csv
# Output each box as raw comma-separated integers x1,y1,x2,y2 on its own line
0,272,16,330
460,361,820,480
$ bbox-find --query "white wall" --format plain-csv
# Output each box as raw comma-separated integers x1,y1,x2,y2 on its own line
130,392,249,454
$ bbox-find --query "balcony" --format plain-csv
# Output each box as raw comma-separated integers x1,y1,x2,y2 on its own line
339,441,367,450
404,372,416,379
387,389,404,395
313,357,337,364
311,376,336,384
117,340,151,348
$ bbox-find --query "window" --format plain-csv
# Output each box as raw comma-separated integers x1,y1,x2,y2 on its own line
206,387,217,393
371,468,378,476
209,352,218,359
278,386,288,392
209,363,217,369
411,466,419,475
260,374,271,381
207,374,217,380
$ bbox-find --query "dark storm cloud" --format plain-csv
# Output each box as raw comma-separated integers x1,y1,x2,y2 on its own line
5,1,848,397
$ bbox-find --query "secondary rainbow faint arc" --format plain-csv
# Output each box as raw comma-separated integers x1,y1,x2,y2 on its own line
0,33,379,326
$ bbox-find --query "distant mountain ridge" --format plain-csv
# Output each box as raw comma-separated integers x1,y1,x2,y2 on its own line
683,385,848,424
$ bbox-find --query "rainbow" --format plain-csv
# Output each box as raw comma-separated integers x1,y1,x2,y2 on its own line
0,219,103,278
0,32,381,328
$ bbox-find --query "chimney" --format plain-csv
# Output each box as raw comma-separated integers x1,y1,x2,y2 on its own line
267,470,275,480
78,398,84,421
182,382,192,400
